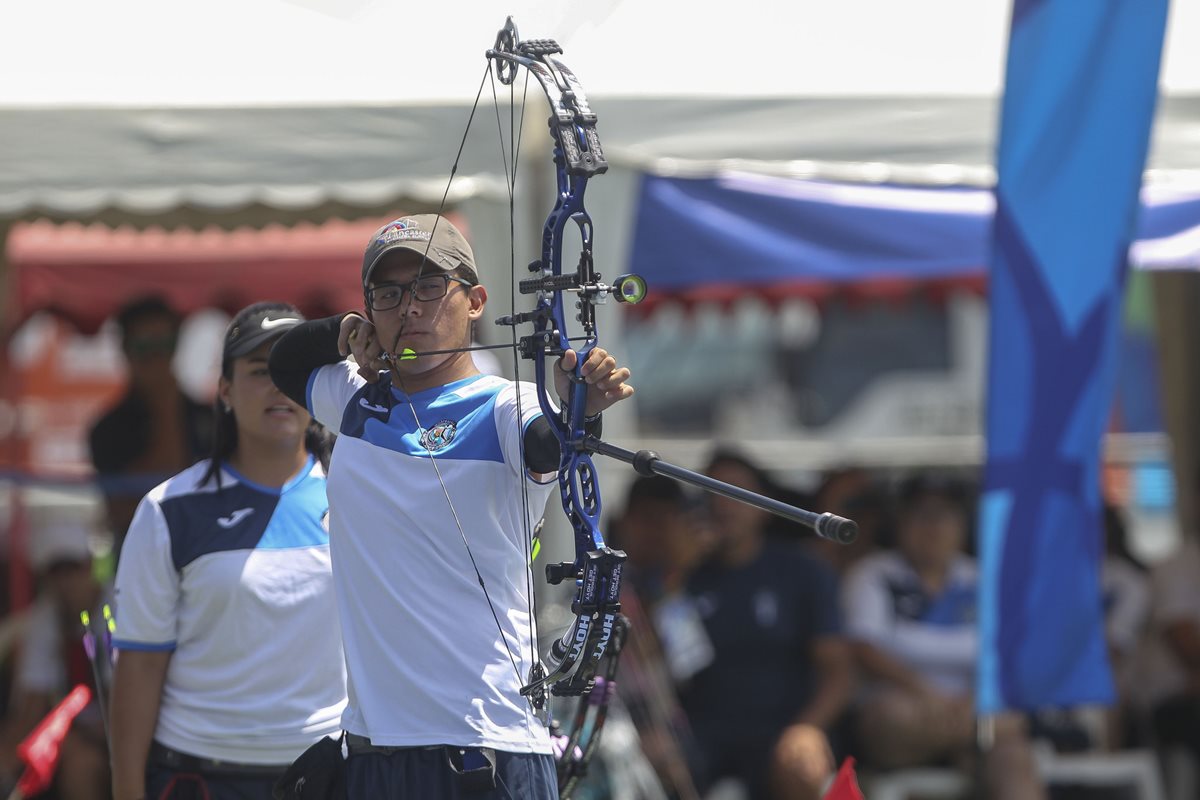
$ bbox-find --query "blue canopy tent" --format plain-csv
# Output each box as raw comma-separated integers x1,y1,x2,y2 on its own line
630,173,1200,301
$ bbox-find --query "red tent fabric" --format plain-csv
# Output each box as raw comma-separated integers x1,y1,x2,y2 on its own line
5,217,421,334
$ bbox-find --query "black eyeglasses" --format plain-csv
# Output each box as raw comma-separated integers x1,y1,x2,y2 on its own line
367,275,474,311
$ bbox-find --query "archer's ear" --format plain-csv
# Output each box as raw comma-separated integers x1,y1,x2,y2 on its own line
467,285,488,320
217,375,232,410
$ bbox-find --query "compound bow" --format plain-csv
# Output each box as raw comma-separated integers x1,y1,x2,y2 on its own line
408,17,858,797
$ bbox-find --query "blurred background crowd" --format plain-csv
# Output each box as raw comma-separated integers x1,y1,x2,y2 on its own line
0,290,1195,799
2,1,1199,799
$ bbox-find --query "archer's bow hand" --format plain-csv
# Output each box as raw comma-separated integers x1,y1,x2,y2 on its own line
556,347,634,418
338,313,388,384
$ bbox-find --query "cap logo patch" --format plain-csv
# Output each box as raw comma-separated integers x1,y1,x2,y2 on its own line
378,218,432,245
261,316,299,330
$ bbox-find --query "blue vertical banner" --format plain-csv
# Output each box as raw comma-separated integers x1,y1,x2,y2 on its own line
978,0,1169,713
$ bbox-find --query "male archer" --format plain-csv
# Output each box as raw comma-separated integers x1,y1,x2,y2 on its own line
269,214,634,799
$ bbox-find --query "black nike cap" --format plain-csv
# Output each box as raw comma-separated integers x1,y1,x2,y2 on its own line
223,302,305,362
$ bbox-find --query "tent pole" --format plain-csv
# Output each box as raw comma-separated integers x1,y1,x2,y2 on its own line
1151,270,1200,544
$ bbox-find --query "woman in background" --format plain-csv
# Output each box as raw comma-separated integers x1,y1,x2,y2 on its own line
110,302,346,800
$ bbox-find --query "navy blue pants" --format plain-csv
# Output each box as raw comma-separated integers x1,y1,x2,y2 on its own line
146,763,284,800
346,747,558,800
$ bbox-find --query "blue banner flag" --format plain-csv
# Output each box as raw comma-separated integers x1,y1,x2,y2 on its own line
977,0,1169,712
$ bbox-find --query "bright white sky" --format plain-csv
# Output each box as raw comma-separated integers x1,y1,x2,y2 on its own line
2,0,1197,106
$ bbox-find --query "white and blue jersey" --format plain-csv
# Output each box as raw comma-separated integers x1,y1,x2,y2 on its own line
305,362,555,754
842,550,978,695
113,457,347,764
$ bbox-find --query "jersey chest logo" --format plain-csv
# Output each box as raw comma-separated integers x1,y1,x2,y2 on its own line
217,507,255,528
420,419,458,452
359,397,389,414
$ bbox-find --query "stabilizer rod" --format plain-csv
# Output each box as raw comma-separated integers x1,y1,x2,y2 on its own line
583,437,858,545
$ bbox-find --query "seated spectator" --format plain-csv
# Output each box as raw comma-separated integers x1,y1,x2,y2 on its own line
610,475,709,609
761,485,818,546
1100,503,1150,749
805,466,890,575
608,476,708,798
682,449,852,800
841,474,1045,800
1135,534,1200,770
88,296,213,556
610,475,715,683
4,519,110,800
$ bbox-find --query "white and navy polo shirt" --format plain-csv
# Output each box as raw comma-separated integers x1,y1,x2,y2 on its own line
113,457,347,765
306,362,555,754
842,550,978,695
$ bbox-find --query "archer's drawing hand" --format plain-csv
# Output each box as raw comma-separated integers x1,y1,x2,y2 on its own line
338,313,389,384
556,347,634,418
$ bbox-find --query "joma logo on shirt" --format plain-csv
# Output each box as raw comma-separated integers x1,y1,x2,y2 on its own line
216,508,254,528
359,398,389,414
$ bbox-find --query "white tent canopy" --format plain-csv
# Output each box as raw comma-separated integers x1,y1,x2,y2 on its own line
3,95,1199,226
3,0,1198,227
4,0,1198,105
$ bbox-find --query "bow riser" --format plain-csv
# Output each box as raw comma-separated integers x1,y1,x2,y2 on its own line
485,18,636,794
532,135,628,695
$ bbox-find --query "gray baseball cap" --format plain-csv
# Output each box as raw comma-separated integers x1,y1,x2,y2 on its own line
361,214,479,287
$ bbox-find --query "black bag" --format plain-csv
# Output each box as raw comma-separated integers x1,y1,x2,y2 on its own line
446,746,497,793
273,733,346,800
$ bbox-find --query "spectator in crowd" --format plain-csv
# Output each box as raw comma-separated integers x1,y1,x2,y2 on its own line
1135,532,1200,772
110,302,345,800
610,475,711,610
805,466,889,575
1099,503,1151,749
608,476,709,799
3,519,109,800
841,474,1046,800
681,449,852,800
89,296,213,555
761,484,817,546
